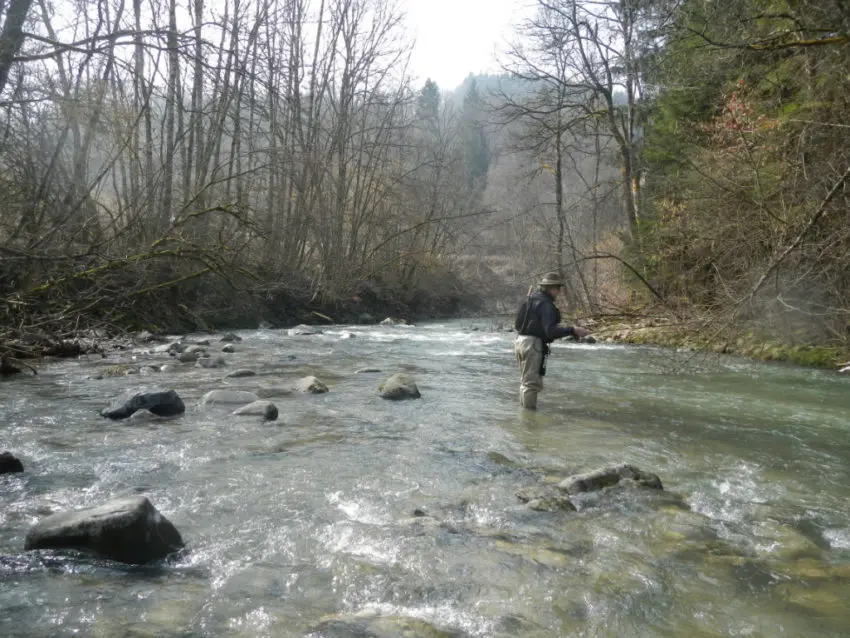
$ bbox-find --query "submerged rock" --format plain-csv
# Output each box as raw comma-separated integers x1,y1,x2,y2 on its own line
378,373,421,400
516,485,576,512
200,390,259,405
220,332,242,343
311,611,464,638
225,369,255,378
196,356,226,369
256,386,294,399
100,389,185,420
294,376,328,394
355,367,382,374
558,464,663,494
221,344,236,353
232,400,278,421
339,331,356,339
0,451,24,474
24,496,183,564
289,324,321,336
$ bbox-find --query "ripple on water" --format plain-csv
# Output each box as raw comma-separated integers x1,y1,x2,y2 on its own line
3,320,850,636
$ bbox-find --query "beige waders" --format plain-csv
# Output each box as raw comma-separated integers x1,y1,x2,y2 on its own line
514,335,545,409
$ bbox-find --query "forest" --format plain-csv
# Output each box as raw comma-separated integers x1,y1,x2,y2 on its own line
0,0,847,365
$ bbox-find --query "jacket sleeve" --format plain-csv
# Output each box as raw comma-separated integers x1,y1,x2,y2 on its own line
540,301,575,340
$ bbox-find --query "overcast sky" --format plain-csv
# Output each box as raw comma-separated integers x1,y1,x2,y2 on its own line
405,0,531,91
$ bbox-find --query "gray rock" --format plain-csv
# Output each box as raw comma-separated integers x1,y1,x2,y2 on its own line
378,373,421,400
221,344,236,353
355,367,382,374
164,341,185,354
159,364,177,373
294,376,329,394
183,344,206,355
101,389,186,420
289,324,321,336
225,369,255,378
196,356,226,369
220,332,243,343
580,335,597,344
232,401,278,421
0,451,24,474
139,365,159,376
177,351,200,363
24,496,183,564
199,390,259,405
558,464,663,494
194,339,211,346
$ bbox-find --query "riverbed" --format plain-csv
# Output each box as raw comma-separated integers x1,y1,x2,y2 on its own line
1,321,849,637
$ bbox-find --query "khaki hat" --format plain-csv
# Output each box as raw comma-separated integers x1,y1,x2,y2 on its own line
539,272,564,287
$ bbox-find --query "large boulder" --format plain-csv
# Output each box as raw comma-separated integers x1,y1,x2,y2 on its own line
232,401,278,421
199,390,259,405
100,389,185,420
378,373,421,400
0,451,24,474
294,376,329,394
24,496,183,564
558,464,663,494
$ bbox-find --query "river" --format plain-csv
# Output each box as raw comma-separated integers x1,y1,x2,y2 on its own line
1,321,849,637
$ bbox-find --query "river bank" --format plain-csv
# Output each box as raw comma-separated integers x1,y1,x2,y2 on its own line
580,314,849,370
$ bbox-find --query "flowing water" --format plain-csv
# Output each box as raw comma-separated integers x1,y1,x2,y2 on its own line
1,321,850,637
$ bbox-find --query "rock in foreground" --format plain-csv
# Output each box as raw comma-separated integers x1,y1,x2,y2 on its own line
378,373,421,400
24,496,184,564
558,464,663,494
100,390,185,420
0,451,24,474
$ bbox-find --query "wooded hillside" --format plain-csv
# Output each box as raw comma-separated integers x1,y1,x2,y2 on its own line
0,0,847,362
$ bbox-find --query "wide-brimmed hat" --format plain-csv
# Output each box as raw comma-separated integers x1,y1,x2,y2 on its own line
539,272,564,287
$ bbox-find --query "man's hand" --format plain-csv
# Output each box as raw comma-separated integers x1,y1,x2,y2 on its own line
573,326,591,340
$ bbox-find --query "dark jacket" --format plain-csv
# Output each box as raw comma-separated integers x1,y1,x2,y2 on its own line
515,291,575,343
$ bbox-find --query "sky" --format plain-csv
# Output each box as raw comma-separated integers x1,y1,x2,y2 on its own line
405,0,531,92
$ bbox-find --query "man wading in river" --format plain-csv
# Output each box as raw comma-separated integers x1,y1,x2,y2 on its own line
514,272,591,410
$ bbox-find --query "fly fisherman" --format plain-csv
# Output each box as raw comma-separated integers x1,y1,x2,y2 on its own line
514,272,591,410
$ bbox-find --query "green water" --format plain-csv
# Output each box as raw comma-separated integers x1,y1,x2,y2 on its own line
1,321,849,636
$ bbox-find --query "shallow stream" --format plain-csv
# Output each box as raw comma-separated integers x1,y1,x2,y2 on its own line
2,321,849,637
